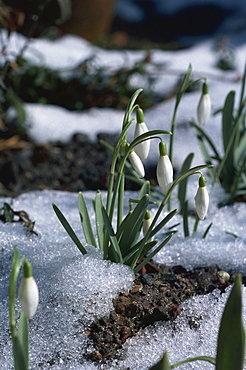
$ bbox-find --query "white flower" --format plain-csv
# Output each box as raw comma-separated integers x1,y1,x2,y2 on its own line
134,107,150,160
129,150,145,178
18,262,39,318
156,141,173,193
194,175,209,220
197,82,211,125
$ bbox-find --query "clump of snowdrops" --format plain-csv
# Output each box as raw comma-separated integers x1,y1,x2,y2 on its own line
53,82,210,272
191,63,246,205
9,247,39,370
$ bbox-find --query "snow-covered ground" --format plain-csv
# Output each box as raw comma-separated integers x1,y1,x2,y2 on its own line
1,31,246,369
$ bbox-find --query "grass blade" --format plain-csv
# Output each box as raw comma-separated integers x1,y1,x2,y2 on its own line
202,222,213,238
216,274,245,370
52,203,87,255
118,194,149,254
17,311,29,369
178,153,194,211
150,351,171,369
149,209,178,238
78,192,97,248
94,190,105,250
134,233,174,273
101,206,123,264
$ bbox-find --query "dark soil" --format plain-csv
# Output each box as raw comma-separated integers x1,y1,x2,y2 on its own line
0,132,147,197
85,261,233,364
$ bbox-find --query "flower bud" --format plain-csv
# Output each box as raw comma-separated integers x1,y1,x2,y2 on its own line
129,150,145,178
143,210,154,242
194,175,209,220
217,270,230,284
18,261,39,318
133,107,150,160
197,82,211,125
156,141,173,193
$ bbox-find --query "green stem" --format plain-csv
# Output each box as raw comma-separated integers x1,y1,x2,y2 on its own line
171,355,216,368
117,167,125,228
192,215,200,234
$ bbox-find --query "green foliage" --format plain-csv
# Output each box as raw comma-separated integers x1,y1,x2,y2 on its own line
191,64,246,205
53,89,210,271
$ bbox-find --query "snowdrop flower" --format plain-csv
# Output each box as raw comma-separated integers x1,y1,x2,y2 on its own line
194,175,209,220
156,141,173,193
129,150,145,178
197,82,211,125
133,107,150,160
18,260,39,318
143,210,154,242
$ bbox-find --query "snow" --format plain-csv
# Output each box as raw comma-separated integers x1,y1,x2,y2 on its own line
1,31,246,368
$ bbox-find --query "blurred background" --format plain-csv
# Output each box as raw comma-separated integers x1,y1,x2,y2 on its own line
1,0,246,47
0,0,246,197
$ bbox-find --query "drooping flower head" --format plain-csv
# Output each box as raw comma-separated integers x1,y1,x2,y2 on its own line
156,141,173,193
194,174,209,220
18,260,39,318
129,150,145,178
133,107,150,160
197,81,211,125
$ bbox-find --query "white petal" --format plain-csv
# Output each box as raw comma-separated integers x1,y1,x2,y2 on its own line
134,122,150,160
156,155,173,193
143,218,154,242
194,186,209,220
197,93,211,125
129,151,145,178
18,277,39,318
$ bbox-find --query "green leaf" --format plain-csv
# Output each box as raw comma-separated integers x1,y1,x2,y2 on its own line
222,91,235,151
221,91,235,189
149,209,178,238
12,335,28,370
78,192,97,248
150,351,171,370
178,153,194,211
176,64,192,105
216,274,245,370
52,203,87,255
190,120,221,181
101,207,123,264
129,129,172,151
134,232,174,273
123,239,158,265
94,190,105,251
118,194,149,254
216,112,244,189
17,311,29,369
237,62,246,118
138,180,150,200
171,356,216,368
202,222,213,238
234,128,246,167
182,200,189,237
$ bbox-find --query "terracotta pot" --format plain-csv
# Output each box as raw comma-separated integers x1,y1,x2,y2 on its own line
60,0,116,41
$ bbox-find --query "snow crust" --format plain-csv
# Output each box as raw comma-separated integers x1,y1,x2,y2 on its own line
0,187,246,369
